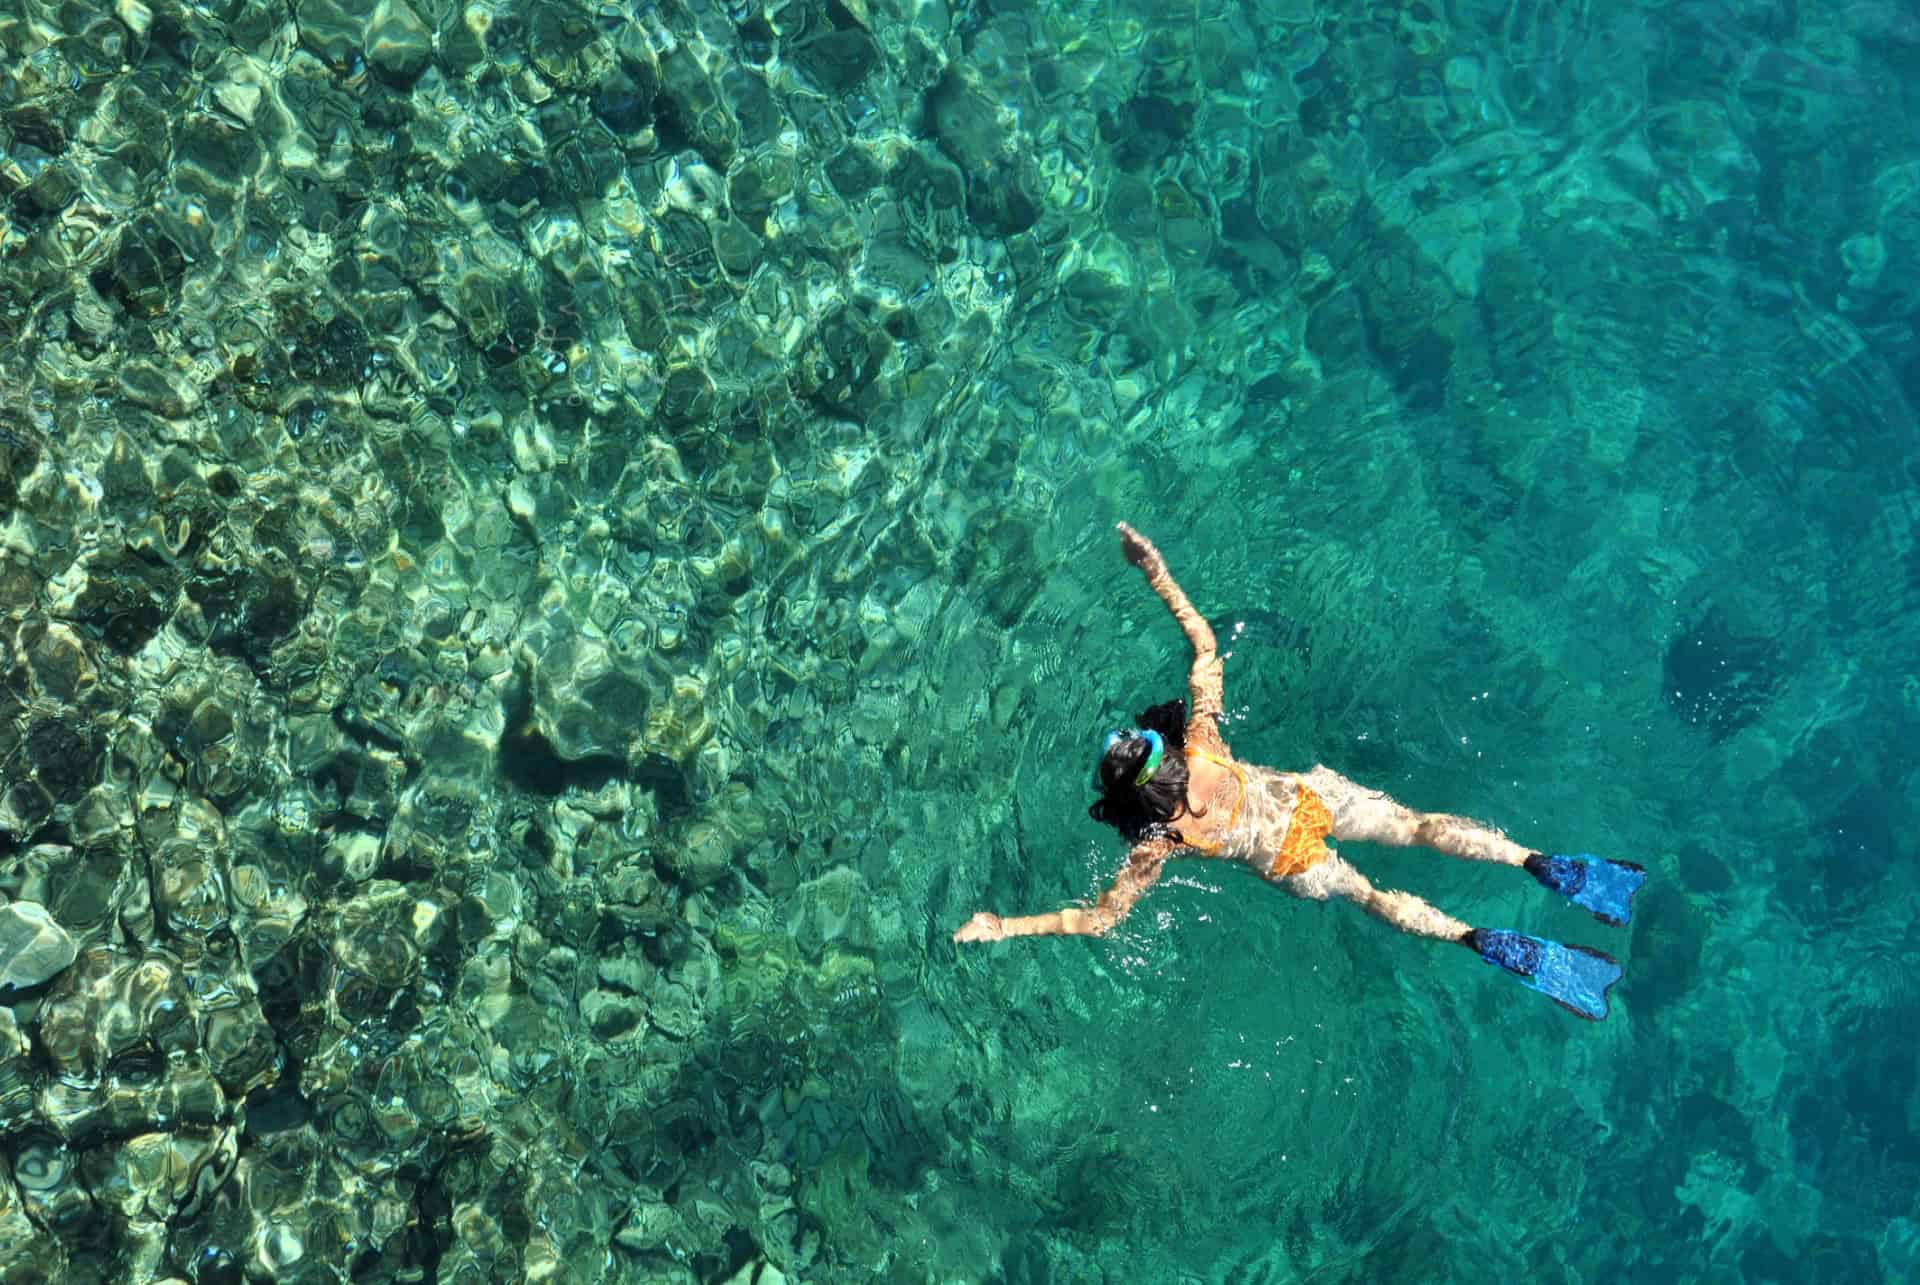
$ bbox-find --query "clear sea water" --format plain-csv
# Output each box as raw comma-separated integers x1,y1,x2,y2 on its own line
923,9,1920,1283
933,346,1920,1273
2,0,1918,1280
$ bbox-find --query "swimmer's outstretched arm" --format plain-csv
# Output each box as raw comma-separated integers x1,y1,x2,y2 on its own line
1116,523,1228,751
953,838,1174,942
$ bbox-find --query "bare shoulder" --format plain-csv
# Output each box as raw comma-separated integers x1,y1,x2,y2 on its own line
1186,715,1231,758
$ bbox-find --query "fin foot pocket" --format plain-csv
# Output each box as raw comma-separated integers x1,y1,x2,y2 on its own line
1470,928,1622,1021
1525,852,1647,927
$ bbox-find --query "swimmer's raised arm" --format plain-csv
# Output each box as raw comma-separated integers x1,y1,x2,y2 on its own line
1116,523,1227,750
953,836,1174,942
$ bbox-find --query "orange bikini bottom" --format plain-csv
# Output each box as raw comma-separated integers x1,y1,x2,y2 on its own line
1267,785,1334,879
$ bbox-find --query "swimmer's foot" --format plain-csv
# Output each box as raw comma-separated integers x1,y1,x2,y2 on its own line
1463,928,1622,1021
1525,852,1646,927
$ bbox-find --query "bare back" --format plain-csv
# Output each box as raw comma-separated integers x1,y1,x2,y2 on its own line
1180,748,1322,877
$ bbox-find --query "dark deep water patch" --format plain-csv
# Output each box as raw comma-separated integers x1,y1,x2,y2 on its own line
1662,607,1781,743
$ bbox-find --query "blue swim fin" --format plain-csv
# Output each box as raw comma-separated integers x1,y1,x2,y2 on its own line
1525,852,1646,927
1466,928,1622,1021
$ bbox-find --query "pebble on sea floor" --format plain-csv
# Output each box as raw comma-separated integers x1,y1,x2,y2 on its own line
0,902,77,992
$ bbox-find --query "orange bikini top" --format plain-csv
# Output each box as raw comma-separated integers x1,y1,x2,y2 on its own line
1180,749,1244,855
1180,748,1334,877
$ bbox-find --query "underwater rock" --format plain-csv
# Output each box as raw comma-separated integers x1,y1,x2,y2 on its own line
0,901,77,992
90,219,186,318
648,945,716,1040
0,780,53,844
291,0,370,71
0,1006,34,1128
6,843,134,941
1058,232,1141,331
322,880,424,1021
668,820,733,890
227,861,309,966
721,1261,789,1285
590,58,657,141
520,627,652,766
49,547,174,652
117,358,202,419
579,987,646,1043
365,0,432,87
788,866,874,959
16,619,97,705
0,422,40,520
83,1127,238,1222
152,836,231,940
197,983,277,1097
1884,1217,1920,1281
601,858,673,931
614,1199,687,1256
0,1146,43,1272
641,671,714,769
931,66,1042,236
527,0,609,87
654,44,737,167
791,306,894,418
37,948,200,1087
22,714,98,804
10,1129,93,1232
1840,231,1885,289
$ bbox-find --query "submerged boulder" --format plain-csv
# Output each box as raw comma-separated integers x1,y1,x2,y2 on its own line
0,902,76,993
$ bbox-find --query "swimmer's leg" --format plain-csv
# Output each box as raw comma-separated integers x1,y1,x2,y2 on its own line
1299,765,1531,866
1292,855,1622,1019
1301,765,1646,926
1286,853,1470,941
1521,853,1647,927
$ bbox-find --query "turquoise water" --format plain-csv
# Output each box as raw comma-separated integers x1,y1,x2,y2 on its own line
0,0,1917,1279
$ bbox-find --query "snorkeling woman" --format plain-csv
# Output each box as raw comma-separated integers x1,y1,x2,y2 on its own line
952,523,1645,1020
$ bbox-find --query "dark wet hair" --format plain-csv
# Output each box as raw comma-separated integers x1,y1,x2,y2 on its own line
1088,699,1191,844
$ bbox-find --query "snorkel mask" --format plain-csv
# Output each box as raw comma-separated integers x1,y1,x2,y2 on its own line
1098,728,1165,787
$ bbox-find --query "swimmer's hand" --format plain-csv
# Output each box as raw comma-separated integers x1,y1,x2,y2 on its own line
953,912,1005,943
1116,521,1162,569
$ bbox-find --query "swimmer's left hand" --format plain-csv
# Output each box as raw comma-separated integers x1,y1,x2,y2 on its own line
1116,522,1161,570
953,912,1005,943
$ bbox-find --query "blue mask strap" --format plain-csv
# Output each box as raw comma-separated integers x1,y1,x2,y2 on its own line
1097,728,1166,787
1133,728,1165,785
